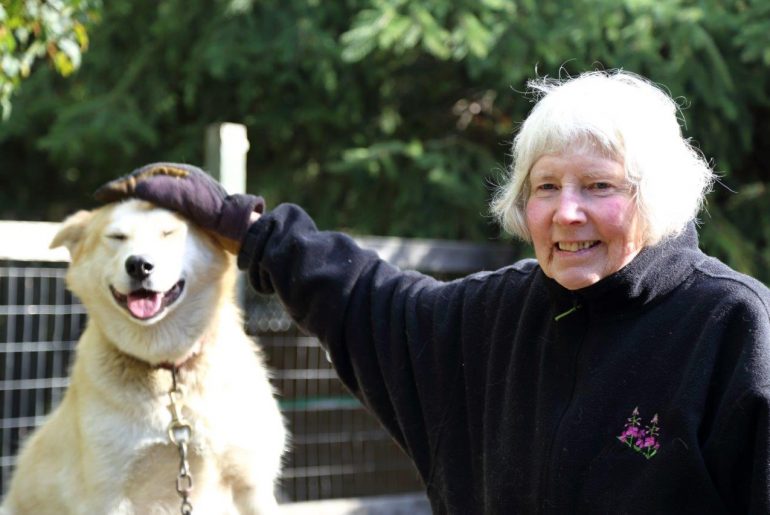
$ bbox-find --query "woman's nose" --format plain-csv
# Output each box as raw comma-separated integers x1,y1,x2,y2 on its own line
552,190,587,225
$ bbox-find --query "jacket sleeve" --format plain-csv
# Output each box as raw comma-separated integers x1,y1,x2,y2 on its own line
702,288,770,513
237,203,469,479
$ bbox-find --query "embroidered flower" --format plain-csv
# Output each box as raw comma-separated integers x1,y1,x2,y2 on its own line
617,407,661,459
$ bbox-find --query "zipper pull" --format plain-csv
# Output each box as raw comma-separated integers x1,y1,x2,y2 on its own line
554,303,582,322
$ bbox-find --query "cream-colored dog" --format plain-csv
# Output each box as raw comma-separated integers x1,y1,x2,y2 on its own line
1,200,287,514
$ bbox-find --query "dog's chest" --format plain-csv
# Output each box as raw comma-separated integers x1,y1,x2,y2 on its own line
101,387,252,510
123,441,240,513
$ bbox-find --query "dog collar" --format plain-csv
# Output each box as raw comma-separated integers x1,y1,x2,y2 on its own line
154,337,205,371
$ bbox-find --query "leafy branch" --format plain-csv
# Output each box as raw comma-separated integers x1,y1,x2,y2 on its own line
0,0,100,118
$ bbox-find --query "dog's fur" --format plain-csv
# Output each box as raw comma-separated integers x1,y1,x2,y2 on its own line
1,200,287,514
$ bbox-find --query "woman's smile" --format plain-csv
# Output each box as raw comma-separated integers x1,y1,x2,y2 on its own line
556,240,600,252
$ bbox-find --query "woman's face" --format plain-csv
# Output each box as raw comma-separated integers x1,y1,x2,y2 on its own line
525,148,644,290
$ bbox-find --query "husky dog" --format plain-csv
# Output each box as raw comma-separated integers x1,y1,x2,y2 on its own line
1,200,286,514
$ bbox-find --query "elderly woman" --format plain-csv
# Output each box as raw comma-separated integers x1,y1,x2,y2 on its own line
96,70,770,513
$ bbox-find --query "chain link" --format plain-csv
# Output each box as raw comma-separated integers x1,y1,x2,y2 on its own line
168,367,194,515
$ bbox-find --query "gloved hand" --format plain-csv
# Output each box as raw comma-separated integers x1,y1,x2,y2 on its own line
94,162,264,251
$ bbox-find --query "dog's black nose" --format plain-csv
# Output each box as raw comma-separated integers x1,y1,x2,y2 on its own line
125,255,154,280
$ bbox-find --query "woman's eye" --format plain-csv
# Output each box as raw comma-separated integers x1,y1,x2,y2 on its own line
590,182,612,191
107,233,127,241
537,183,557,191
162,230,175,238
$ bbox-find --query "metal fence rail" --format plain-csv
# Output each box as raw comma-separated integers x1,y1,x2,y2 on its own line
0,221,519,503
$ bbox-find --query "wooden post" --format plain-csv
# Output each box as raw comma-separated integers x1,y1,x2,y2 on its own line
204,123,250,304
204,123,249,194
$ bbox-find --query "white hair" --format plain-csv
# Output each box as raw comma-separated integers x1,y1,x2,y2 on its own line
491,70,715,245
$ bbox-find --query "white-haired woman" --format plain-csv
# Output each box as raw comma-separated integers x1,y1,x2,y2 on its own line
97,70,770,513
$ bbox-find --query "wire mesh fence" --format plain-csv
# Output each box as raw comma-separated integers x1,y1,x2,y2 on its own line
0,262,84,495
245,294,425,502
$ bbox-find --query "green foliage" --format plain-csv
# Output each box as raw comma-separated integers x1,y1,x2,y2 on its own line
0,0,99,118
1,0,769,281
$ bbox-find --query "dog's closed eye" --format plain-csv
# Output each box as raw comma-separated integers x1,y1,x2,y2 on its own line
107,233,127,241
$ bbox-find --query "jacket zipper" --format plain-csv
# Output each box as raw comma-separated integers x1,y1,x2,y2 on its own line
540,299,585,512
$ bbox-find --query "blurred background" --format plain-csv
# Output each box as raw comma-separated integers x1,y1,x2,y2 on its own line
1,0,770,509
1,0,770,280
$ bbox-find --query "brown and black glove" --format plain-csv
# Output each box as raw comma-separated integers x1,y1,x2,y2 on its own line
94,162,264,251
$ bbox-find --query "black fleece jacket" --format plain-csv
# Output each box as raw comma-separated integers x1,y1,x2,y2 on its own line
239,203,770,514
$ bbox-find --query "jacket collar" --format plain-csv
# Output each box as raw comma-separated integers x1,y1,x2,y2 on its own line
544,223,706,316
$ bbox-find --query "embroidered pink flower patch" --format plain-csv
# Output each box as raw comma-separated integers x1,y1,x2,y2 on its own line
617,407,661,459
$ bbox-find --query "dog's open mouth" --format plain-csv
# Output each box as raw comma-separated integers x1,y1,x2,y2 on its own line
110,280,185,320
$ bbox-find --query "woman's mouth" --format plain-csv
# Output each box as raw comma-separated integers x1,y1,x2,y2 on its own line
556,241,600,252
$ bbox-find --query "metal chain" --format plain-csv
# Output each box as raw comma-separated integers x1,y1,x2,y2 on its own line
167,367,194,515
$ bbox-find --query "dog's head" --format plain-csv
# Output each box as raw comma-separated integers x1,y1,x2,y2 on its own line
51,199,232,364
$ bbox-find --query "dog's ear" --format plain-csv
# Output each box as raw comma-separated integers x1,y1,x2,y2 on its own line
50,210,93,255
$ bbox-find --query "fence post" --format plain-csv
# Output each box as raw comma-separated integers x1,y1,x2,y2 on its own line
204,123,250,304
204,123,249,194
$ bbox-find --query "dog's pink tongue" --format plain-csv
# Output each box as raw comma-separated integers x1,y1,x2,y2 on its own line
127,291,162,319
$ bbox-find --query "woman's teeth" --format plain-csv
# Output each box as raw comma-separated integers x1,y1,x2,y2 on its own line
558,241,598,252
